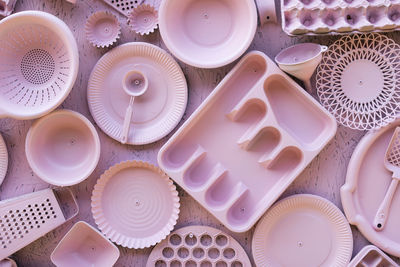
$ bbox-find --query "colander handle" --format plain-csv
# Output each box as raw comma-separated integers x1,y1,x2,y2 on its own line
373,178,399,231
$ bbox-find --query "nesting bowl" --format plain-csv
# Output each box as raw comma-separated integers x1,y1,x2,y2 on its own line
159,0,257,68
26,110,100,186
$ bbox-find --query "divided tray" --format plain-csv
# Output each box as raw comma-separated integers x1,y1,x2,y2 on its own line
281,0,400,35
349,245,399,267
158,51,337,232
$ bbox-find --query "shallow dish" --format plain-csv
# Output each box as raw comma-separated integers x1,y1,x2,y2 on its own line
348,245,399,267
341,118,400,257
51,221,120,267
0,134,7,186
91,161,180,249
26,110,100,186
87,42,187,145
158,51,337,232
159,0,257,68
252,194,353,267
147,225,251,267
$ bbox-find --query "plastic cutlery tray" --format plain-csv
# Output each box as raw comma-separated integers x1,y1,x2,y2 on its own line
282,0,400,35
158,51,337,232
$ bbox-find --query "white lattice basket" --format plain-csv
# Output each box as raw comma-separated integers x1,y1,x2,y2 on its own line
316,33,400,131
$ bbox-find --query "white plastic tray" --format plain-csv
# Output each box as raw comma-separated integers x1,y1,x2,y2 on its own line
158,51,337,232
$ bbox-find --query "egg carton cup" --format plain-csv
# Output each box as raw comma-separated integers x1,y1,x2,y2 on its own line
146,225,251,267
282,0,400,35
0,0,17,17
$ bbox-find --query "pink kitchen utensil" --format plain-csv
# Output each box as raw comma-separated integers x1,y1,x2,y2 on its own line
91,161,180,249
25,110,101,187
127,3,159,35
147,225,251,267
275,43,327,92
85,10,121,48
252,194,353,267
0,11,79,120
373,127,400,231
0,188,78,260
348,245,399,267
0,258,17,267
281,0,400,35
120,70,148,144
158,0,257,68
0,134,7,186
0,0,17,17
51,221,120,267
256,0,278,24
158,51,337,232
317,33,400,131
341,119,400,257
100,0,144,17
87,42,187,145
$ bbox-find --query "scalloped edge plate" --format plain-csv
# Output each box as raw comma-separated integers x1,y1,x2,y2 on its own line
87,42,187,145
252,194,353,267
91,161,180,249
0,133,7,185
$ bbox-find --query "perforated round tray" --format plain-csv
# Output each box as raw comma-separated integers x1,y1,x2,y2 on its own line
146,225,251,267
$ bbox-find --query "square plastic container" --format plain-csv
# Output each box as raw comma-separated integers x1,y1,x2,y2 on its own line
348,245,399,267
51,221,120,267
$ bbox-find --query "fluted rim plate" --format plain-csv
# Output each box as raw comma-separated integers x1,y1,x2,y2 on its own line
252,194,353,267
91,161,180,249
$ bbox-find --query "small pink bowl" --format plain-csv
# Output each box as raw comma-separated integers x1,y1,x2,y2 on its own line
26,109,100,186
159,0,257,68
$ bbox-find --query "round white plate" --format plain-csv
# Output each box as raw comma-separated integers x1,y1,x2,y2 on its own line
252,194,353,267
88,42,187,145
91,161,180,249
0,134,7,185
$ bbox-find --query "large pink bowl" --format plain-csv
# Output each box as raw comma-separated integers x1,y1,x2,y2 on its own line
159,0,257,68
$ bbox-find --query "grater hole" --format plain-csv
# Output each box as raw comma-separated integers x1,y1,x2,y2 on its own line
208,248,220,259
223,248,235,259
216,262,227,267
21,49,55,85
216,235,228,246
162,247,174,258
185,261,196,267
200,262,212,267
200,234,212,246
169,234,182,246
155,260,167,267
231,262,243,267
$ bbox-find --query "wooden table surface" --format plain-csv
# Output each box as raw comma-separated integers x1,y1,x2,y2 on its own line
0,0,398,266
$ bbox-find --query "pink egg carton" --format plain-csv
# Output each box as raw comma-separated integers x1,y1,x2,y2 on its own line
158,51,337,232
282,0,400,35
0,0,17,17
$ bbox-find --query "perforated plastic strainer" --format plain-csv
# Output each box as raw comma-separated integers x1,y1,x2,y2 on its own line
0,11,79,120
